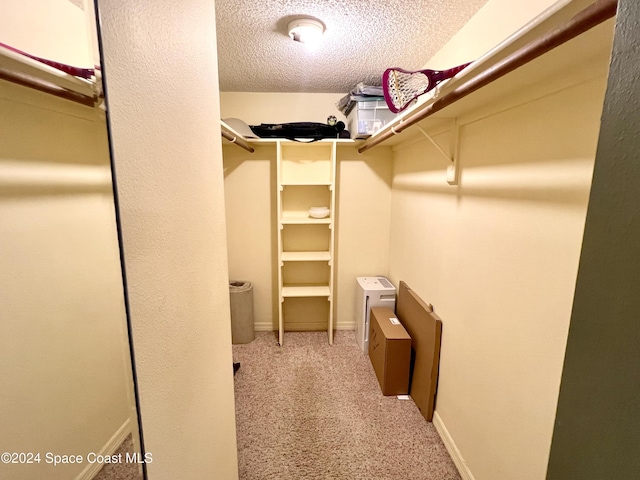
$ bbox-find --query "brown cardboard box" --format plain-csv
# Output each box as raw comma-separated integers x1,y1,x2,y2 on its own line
368,307,412,396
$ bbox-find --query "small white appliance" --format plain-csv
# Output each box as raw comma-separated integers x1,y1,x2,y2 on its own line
355,276,396,353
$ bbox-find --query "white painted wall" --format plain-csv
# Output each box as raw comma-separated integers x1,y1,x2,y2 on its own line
387,1,612,478
97,0,239,478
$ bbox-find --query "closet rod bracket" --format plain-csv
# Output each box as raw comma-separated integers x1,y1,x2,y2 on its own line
415,120,460,185
447,119,460,185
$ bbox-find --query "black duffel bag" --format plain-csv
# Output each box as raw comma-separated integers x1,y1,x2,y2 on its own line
250,121,349,142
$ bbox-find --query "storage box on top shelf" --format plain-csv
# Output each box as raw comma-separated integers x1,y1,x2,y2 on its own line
347,99,396,139
368,306,411,396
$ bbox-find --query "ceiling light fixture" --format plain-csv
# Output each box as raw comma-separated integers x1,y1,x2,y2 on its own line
287,17,325,45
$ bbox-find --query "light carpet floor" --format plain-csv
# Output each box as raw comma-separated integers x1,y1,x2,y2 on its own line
93,435,143,480
233,330,461,480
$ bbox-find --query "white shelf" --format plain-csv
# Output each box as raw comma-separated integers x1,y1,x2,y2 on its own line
281,251,331,262
359,0,616,152
220,132,361,147
220,119,255,152
280,213,331,225
0,43,99,107
282,285,331,297
281,181,332,186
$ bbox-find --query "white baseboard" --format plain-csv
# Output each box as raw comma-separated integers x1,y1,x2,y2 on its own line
75,418,131,480
254,321,276,331
254,322,356,331
335,322,355,330
433,411,476,480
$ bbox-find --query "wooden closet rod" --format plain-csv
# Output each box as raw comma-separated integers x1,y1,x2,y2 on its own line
0,67,97,107
221,129,255,153
359,0,618,154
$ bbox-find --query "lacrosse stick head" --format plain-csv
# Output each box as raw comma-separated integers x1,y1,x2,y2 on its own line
383,62,472,114
383,67,434,113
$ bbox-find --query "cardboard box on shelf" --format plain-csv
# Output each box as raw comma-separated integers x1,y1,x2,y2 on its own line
368,307,411,396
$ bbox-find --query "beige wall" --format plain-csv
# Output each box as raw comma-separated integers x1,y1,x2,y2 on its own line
390,77,606,480
0,82,133,479
223,144,278,330
223,141,393,332
425,0,560,68
1,1,135,478
0,0,92,66
98,0,239,478
387,1,612,478
222,89,393,332
547,3,640,475
220,92,347,125
334,145,393,328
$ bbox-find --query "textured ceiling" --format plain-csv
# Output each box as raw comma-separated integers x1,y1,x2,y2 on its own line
215,0,489,93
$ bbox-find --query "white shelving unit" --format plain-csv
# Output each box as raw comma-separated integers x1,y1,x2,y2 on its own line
276,141,337,345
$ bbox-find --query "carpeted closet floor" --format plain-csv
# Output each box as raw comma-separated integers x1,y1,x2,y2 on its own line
232,330,460,480
93,435,142,480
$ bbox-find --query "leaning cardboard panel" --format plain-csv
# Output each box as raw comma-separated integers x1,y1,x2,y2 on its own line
396,281,443,422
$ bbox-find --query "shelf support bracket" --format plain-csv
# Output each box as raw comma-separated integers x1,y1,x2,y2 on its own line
416,125,451,164
415,119,460,185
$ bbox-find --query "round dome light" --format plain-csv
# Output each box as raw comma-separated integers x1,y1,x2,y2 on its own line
287,18,325,45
